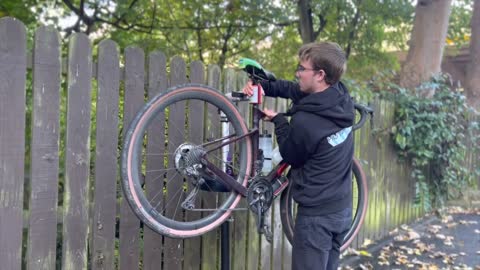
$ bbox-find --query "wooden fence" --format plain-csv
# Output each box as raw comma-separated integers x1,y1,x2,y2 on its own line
1,17,479,270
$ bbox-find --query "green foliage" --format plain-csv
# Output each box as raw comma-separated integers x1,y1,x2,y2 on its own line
253,25,303,81
447,0,474,48
386,74,480,209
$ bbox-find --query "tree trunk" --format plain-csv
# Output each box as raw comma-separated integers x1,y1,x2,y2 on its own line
399,0,452,93
465,0,480,110
298,0,315,43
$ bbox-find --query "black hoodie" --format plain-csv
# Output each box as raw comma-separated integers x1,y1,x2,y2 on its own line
261,79,355,215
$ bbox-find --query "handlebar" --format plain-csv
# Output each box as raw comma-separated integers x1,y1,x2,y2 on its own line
226,91,374,130
352,103,374,131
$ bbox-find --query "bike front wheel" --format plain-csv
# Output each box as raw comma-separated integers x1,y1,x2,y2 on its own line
279,158,368,251
121,84,253,238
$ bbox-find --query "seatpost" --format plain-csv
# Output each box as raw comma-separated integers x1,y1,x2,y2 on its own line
250,80,263,176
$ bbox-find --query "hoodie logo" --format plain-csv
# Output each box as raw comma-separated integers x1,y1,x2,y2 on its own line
327,126,352,147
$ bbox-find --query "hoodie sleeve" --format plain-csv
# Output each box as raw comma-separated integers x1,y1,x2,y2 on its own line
271,113,309,168
260,79,307,103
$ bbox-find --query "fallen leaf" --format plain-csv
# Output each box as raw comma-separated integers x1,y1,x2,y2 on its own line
362,238,373,247
411,258,426,265
343,247,360,256
389,228,399,235
358,262,373,270
444,236,454,246
408,230,421,239
441,215,453,223
394,234,410,241
359,250,372,257
446,222,458,228
427,225,442,234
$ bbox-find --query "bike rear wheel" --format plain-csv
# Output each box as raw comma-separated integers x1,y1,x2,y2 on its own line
279,158,368,251
121,84,253,238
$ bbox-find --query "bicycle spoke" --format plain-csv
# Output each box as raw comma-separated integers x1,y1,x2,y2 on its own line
145,167,177,174
153,183,183,213
145,152,176,156
149,170,180,209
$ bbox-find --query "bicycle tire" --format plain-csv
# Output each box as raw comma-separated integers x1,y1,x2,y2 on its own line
279,157,368,251
121,84,253,238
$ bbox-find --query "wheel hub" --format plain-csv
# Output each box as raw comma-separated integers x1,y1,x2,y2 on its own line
174,143,206,177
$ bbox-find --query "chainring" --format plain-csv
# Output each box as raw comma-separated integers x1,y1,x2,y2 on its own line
247,178,273,213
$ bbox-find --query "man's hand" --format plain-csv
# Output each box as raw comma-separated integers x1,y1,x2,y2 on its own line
261,108,278,121
242,79,265,96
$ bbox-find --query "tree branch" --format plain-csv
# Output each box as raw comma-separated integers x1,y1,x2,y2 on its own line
345,0,363,59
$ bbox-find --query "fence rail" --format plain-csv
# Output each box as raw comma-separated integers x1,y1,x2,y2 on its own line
1,17,479,270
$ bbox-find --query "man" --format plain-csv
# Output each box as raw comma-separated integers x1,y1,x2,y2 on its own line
243,42,355,270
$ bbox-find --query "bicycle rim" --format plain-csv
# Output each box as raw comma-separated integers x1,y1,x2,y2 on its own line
121,84,252,238
280,158,368,251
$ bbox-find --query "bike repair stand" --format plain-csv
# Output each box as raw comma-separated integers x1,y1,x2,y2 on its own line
220,220,230,270
220,152,235,270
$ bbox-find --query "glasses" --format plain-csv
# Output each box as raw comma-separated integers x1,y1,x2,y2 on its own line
296,64,318,73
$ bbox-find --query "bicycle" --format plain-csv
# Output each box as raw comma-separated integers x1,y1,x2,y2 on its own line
121,58,373,251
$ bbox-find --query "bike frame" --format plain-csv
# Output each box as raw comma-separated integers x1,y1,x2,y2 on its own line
199,83,287,197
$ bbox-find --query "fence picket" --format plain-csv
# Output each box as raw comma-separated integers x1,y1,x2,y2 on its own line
260,96,275,270
232,71,251,270
62,33,92,270
0,17,27,270
201,64,222,270
163,56,187,270
275,98,292,270
182,60,205,270
26,25,61,270
119,47,144,270
143,51,167,270
91,39,120,270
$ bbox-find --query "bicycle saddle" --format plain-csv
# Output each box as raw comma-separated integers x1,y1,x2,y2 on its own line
239,58,276,81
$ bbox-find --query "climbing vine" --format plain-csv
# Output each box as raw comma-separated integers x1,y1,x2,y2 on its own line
385,74,480,210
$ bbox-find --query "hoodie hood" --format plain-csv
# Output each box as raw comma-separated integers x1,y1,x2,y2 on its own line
286,81,355,128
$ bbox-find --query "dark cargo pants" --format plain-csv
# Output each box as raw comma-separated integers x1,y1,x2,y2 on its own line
292,207,352,270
